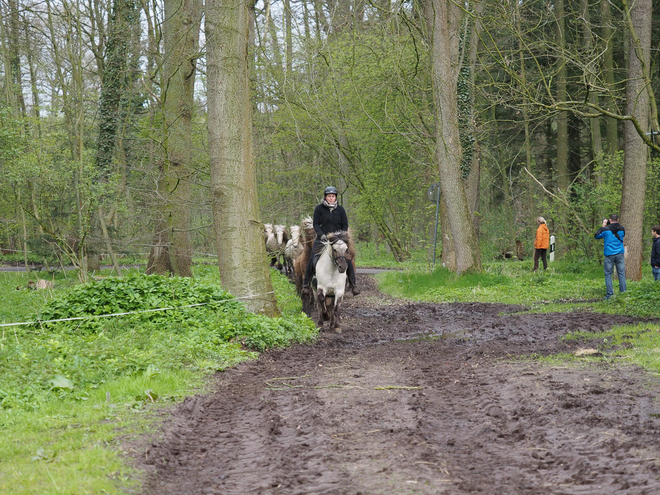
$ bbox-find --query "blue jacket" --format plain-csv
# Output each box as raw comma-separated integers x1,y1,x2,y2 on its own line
595,223,625,256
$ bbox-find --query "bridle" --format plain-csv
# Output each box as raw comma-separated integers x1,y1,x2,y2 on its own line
329,240,348,272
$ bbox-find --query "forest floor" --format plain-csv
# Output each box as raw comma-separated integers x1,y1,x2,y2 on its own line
134,274,660,494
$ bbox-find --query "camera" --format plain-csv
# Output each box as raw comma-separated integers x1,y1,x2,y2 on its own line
606,219,611,225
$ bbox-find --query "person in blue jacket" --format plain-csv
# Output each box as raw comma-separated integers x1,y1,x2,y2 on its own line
651,225,660,281
595,214,626,299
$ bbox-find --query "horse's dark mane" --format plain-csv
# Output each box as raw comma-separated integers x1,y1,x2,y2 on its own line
326,230,350,244
318,231,354,259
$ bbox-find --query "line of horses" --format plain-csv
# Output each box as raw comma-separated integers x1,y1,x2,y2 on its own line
263,218,355,333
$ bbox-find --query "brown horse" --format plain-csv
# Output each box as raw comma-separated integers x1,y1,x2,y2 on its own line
293,217,316,313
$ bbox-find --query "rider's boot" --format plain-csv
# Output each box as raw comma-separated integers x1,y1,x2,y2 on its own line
347,259,360,295
302,253,316,297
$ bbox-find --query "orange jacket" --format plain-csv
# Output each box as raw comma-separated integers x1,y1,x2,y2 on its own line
535,223,550,250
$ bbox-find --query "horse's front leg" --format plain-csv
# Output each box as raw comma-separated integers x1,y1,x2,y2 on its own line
302,288,314,317
316,290,326,329
331,295,343,333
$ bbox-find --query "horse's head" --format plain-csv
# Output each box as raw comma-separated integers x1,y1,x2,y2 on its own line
289,225,301,246
275,225,287,246
330,239,349,273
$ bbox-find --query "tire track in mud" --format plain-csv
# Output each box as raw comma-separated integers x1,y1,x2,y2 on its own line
136,275,660,494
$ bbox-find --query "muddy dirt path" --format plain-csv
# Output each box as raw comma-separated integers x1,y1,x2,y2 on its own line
137,275,660,494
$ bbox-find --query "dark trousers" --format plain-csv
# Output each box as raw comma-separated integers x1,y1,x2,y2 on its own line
533,248,547,271
304,238,357,286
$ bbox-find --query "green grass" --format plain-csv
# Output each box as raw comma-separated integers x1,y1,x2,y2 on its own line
354,242,429,270
0,267,315,494
532,322,660,376
0,370,200,494
376,258,660,317
377,259,606,306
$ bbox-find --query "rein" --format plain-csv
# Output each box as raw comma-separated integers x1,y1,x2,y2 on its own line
327,240,347,269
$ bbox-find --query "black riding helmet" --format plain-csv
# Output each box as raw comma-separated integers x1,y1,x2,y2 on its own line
324,186,338,196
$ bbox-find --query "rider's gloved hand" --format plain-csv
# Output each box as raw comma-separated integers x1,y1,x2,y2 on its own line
320,235,327,242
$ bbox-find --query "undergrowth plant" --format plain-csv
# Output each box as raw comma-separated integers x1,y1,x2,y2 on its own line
0,269,315,494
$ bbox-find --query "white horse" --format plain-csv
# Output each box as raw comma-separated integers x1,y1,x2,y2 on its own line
284,225,302,277
264,224,279,268
312,231,350,333
274,224,289,270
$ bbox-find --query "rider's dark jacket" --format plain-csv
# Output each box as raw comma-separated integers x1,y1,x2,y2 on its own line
313,203,348,236
651,236,660,268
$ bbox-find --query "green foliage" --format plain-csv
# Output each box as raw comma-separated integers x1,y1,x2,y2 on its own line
254,24,436,253
603,280,660,318
0,269,316,492
1,272,316,415
35,272,240,332
0,107,23,162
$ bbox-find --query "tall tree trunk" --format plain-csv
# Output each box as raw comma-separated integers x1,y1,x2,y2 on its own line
7,0,26,118
517,3,535,216
265,0,283,71
601,0,618,156
97,0,135,175
554,0,568,254
284,0,293,74
206,0,278,315
466,5,482,234
620,0,652,281
94,0,137,271
146,161,174,275
425,0,481,274
439,196,455,270
142,0,169,275
24,15,40,126
580,0,602,162
555,0,568,192
314,0,329,37
158,0,202,277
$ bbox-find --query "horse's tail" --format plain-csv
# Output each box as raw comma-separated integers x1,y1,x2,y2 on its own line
347,228,356,261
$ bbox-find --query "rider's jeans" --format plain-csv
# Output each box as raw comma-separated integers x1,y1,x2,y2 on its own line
603,253,626,298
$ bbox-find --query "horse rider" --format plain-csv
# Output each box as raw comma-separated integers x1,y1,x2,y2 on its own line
301,186,360,296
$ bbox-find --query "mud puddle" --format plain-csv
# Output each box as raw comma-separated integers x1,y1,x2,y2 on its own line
135,275,660,494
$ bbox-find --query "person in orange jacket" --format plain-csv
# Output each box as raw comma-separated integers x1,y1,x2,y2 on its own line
533,216,550,271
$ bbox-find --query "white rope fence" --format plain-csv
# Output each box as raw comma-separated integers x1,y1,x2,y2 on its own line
0,291,275,329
